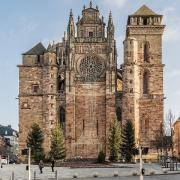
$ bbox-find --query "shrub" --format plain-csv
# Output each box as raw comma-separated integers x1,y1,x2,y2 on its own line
97,151,106,163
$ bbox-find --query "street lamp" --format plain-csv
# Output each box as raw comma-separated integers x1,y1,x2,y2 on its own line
139,146,144,180
28,147,31,180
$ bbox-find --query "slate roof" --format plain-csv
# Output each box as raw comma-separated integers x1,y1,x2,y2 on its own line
132,5,158,16
0,125,18,137
23,42,47,55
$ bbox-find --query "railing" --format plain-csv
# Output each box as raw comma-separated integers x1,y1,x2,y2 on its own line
75,37,107,43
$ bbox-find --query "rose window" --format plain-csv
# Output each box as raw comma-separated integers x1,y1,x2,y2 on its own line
79,56,104,79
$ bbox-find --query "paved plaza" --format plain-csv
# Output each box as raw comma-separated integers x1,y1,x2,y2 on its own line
72,175,180,180
0,163,180,180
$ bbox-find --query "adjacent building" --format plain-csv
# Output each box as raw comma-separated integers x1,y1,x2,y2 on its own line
18,2,165,159
0,125,19,156
173,118,180,158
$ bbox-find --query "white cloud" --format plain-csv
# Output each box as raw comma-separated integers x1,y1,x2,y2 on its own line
102,0,127,9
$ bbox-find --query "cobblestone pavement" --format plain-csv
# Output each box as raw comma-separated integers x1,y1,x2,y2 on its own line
0,163,179,180
69,175,180,180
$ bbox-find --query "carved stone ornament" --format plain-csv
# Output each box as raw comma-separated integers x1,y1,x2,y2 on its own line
78,56,105,82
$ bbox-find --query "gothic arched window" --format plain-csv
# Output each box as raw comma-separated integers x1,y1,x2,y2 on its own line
143,72,149,95
116,107,122,122
59,107,65,129
58,76,65,93
144,42,150,62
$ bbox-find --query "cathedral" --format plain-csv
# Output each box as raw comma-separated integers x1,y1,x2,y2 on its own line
18,2,165,159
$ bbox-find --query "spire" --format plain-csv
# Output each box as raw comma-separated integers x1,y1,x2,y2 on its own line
70,9,73,17
102,16,104,22
89,0,92,8
47,43,52,51
63,31,67,41
67,9,75,40
107,11,114,41
108,11,113,25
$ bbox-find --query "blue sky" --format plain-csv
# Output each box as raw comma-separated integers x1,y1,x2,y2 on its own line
0,0,180,130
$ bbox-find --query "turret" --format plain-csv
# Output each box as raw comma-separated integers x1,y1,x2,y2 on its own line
107,11,114,41
67,9,75,41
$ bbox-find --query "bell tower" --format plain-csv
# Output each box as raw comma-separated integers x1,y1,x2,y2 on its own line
122,5,165,149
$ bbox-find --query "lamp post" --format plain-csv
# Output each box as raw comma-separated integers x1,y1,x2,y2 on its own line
0,155,2,168
139,146,144,180
28,147,31,180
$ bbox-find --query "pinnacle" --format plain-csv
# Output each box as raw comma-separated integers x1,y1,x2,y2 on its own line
70,9,73,16
90,0,93,8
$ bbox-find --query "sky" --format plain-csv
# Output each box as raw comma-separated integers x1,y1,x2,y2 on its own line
0,0,180,130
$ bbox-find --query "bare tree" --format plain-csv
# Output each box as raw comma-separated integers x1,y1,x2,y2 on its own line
165,109,175,156
153,122,165,156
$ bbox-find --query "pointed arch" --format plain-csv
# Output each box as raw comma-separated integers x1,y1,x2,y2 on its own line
58,75,65,92
116,107,122,122
143,71,149,95
59,107,65,130
144,41,150,62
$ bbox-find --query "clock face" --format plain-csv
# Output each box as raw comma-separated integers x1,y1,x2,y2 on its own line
79,56,104,81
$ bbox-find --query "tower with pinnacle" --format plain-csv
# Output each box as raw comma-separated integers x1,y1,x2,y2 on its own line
122,5,165,149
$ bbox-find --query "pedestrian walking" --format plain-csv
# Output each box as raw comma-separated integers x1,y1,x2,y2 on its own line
39,160,44,174
51,158,55,172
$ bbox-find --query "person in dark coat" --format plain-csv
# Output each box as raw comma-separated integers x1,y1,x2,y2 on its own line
51,158,55,172
39,160,44,174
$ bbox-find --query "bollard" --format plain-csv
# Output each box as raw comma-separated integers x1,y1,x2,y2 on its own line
26,165,29,171
55,170,58,180
12,172,15,180
34,171,36,180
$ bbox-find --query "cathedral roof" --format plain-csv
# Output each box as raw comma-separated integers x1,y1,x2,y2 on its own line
23,42,47,55
132,5,158,16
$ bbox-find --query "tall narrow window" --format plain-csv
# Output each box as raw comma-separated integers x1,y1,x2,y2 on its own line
37,55,40,63
83,119,85,135
58,76,65,93
32,84,39,93
89,32,93,38
143,72,149,95
97,120,99,136
145,119,149,138
116,107,122,122
59,107,65,130
144,42,150,62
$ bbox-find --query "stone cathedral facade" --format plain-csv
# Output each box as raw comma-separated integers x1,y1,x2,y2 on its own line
18,2,165,159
